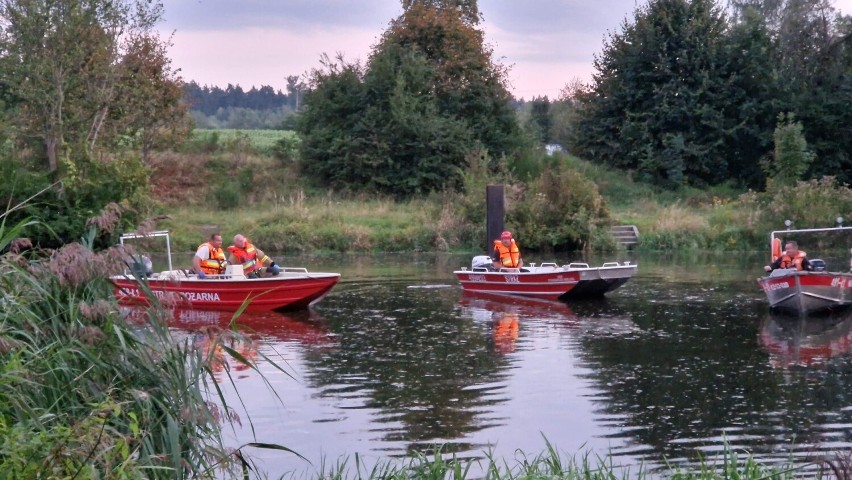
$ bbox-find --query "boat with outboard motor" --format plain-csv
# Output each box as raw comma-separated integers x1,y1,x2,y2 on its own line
757,223,852,315
454,255,637,301
111,231,340,312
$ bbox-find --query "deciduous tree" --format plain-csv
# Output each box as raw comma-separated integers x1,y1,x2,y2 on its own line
297,1,527,197
0,0,170,173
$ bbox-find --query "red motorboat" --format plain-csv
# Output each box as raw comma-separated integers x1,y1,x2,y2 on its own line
757,223,852,315
112,231,340,312
453,256,636,301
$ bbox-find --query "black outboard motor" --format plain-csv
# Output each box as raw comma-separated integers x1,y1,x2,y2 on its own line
810,258,826,272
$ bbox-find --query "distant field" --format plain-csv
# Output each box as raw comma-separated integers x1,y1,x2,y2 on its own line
192,128,296,151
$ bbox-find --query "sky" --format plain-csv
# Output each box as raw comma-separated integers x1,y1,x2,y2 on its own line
157,0,852,100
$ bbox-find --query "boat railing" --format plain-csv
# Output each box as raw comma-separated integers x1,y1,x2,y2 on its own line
282,267,309,273
566,262,590,269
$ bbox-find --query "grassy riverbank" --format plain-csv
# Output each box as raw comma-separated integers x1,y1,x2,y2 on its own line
149,142,852,255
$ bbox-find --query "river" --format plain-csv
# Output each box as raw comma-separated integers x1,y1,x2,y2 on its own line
164,251,852,477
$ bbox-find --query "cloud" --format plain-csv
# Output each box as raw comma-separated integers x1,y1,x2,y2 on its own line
163,0,401,31
160,0,852,100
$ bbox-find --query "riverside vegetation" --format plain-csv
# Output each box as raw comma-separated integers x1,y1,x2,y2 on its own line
154,130,852,256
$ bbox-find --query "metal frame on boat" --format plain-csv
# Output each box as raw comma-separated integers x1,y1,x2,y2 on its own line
454,257,637,301
111,231,340,312
757,223,852,315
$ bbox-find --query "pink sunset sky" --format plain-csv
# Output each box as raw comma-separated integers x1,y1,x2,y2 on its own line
157,0,852,100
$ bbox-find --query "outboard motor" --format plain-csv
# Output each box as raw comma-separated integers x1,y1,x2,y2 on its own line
810,258,826,272
129,254,153,277
471,255,493,270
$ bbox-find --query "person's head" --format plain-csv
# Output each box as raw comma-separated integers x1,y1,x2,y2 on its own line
500,231,513,245
233,234,247,249
209,233,223,247
784,241,799,256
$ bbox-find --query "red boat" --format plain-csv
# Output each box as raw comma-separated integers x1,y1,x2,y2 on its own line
453,256,637,301
757,223,852,315
112,231,340,312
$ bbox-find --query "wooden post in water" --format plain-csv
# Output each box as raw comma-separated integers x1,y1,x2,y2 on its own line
486,185,504,251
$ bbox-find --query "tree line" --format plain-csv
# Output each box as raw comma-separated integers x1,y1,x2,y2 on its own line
564,0,852,189
183,75,308,114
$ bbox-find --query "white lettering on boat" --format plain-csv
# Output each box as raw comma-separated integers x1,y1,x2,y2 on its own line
504,275,519,283
766,282,790,291
117,287,220,302
183,291,221,302
469,275,486,282
830,278,851,288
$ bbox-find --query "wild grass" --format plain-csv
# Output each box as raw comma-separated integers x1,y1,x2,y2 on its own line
299,439,847,480
158,194,475,254
190,128,296,153
146,138,852,255
0,206,286,478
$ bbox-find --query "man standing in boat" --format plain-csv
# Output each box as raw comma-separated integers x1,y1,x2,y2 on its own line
227,234,281,278
764,240,813,272
492,230,524,270
193,233,227,278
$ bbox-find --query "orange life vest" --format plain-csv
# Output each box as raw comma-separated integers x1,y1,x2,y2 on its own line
227,240,262,275
198,242,226,275
493,239,521,268
778,250,808,270
771,238,782,262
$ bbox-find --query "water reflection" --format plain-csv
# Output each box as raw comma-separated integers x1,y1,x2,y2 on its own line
127,252,852,476
456,292,579,354
301,283,509,455
759,309,852,368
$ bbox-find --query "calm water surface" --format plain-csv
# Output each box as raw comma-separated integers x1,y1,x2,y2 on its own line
166,251,852,477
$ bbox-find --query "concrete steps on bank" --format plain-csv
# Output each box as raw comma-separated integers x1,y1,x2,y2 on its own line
611,225,639,247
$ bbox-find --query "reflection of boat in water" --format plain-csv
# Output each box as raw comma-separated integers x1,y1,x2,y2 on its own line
121,306,334,345
167,308,335,345
759,309,852,367
454,257,637,301
457,292,578,354
457,290,577,320
112,231,340,312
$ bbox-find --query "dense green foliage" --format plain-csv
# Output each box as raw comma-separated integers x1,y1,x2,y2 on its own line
0,0,188,247
296,2,528,198
570,0,852,189
765,113,815,187
509,160,613,251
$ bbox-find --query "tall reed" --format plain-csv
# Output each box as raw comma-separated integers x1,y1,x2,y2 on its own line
0,212,256,477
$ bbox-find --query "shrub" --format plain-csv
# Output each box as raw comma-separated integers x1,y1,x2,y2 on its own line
509,161,612,252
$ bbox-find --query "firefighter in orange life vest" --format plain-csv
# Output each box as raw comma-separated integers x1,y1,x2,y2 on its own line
193,233,227,279
492,230,523,270
764,240,812,273
227,234,280,278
